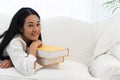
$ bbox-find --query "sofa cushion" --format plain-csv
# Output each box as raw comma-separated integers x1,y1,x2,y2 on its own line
0,60,97,80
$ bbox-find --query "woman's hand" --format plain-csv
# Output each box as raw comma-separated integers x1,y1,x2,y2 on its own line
0,59,13,68
29,40,42,57
30,40,42,49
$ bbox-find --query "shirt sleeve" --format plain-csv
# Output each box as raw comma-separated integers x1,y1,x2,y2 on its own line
6,38,43,76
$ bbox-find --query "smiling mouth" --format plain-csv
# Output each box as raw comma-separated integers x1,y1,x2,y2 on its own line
32,33,39,37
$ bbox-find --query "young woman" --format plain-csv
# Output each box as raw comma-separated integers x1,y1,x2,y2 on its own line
0,7,43,76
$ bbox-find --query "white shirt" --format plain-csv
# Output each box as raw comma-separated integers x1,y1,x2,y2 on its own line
5,35,43,76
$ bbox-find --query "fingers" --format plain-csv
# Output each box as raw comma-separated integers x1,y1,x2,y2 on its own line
0,60,13,68
0,62,9,68
0,60,9,68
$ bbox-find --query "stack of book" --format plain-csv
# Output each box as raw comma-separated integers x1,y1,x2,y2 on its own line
37,45,69,67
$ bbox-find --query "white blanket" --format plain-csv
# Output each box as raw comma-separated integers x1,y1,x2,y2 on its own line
93,15,120,58
90,54,120,80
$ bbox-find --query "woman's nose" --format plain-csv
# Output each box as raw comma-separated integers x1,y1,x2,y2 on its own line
33,26,38,31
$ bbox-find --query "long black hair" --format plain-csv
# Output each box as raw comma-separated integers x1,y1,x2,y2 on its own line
0,7,42,60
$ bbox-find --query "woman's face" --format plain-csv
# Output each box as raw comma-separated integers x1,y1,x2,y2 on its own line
20,14,41,42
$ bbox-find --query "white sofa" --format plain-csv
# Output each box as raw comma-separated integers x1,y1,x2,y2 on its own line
2,13,120,80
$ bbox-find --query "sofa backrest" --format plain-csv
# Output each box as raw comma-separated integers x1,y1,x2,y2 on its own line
41,17,95,63
0,13,11,35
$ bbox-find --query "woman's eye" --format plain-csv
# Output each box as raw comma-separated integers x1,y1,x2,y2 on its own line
37,23,40,26
28,24,33,27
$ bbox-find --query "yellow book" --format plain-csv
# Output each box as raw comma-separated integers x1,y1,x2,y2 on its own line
37,45,69,58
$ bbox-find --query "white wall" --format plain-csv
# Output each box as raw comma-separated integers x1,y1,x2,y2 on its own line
1,0,120,23
0,0,93,23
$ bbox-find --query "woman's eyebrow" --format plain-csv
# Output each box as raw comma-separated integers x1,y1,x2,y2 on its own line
27,22,33,24
37,21,40,23
27,21,40,24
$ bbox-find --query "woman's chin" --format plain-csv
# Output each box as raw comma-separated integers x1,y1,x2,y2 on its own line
31,38,39,41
